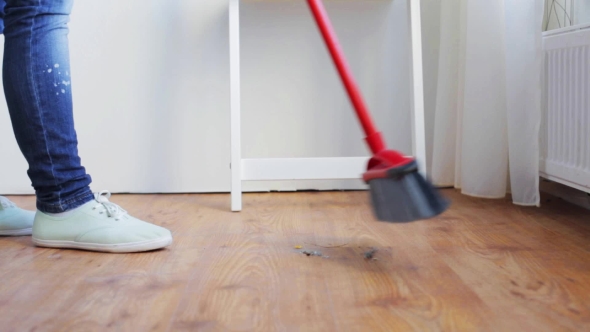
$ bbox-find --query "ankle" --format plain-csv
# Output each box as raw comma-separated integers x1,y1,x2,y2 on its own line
42,201,89,217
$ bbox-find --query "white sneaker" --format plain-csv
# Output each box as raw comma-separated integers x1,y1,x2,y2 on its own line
0,196,35,236
32,191,173,253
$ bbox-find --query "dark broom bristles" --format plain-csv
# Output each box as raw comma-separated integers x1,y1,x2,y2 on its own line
367,161,449,222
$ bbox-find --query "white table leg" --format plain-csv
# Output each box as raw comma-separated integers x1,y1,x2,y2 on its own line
230,0,242,211
408,0,427,177
229,0,426,212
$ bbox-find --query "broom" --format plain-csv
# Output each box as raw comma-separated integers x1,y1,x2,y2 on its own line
306,0,449,222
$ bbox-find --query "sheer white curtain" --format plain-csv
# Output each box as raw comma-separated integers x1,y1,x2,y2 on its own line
431,0,544,206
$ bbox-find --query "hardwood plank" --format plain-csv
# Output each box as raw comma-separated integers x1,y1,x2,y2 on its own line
170,193,339,331
0,189,589,331
426,193,590,331
297,192,492,332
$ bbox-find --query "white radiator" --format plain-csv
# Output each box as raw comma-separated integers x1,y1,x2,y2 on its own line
541,25,590,193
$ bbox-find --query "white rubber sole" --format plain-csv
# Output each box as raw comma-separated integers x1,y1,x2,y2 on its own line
0,228,33,236
32,236,172,253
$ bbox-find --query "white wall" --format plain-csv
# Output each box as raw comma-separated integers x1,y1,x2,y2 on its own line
0,0,431,195
420,0,441,175
1,0,232,194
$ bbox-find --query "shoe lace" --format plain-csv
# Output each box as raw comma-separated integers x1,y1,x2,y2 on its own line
0,196,16,209
93,191,127,220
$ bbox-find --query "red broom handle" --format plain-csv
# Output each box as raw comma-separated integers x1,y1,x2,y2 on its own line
307,0,386,154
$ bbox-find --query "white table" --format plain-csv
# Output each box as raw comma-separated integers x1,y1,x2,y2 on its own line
229,0,427,211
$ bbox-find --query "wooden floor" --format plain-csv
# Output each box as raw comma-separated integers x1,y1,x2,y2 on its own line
1,190,590,331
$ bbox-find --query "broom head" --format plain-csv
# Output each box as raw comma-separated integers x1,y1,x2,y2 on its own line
362,150,449,222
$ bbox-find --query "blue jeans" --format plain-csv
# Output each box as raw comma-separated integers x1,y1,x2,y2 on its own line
1,0,93,213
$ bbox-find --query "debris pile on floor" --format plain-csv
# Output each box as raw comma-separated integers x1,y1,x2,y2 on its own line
294,244,380,261
302,250,323,257
294,245,329,258
364,248,378,260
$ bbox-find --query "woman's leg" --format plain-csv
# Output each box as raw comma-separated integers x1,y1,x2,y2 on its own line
1,0,172,252
0,0,36,236
2,0,93,213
